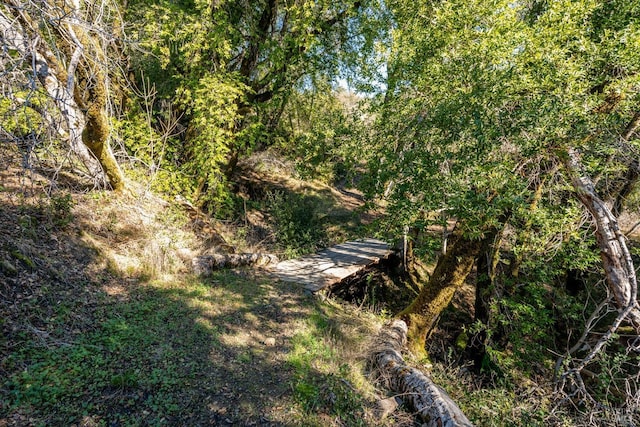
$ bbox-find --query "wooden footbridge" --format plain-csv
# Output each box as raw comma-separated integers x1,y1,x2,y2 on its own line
269,238,394,293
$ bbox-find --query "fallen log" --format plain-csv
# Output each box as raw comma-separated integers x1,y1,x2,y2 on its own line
193,253,279,275
369,320,474,427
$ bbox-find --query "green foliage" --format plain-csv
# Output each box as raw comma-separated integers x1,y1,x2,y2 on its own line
121,0,243,212
363,5,639,413
179,74,248,213
591,348,636,403
114,72,247,213
0,95,47,138
626,185,640,213
121,0,380,212
490,283,555,372
126,0,234,96
366,0,640,239
112,101,168,173
0,91,70,171
47,193,75,228
265,190,327,257
278,81,364,184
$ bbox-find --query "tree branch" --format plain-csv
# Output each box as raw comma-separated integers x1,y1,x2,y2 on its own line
621,112,640,142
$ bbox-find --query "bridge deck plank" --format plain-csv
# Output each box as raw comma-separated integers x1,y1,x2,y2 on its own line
270,238,393,292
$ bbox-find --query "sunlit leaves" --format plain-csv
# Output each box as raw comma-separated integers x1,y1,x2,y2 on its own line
122,0,381,211
368,0,640,243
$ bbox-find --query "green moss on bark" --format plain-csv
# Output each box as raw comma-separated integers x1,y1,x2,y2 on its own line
398,226,482,358
80,71,125,191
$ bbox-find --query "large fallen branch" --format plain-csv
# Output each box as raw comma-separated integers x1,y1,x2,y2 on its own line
369,320,474,427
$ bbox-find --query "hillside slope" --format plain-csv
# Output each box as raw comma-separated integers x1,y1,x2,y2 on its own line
0,149,415,426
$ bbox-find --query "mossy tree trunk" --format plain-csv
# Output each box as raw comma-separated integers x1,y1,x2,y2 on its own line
65,2,125,191
398,225,484,358
2,0,125,190
76,66,125,191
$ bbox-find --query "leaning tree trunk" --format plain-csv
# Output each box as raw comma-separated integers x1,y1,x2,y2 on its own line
564,147,640,331
74,44,125,191
1,1,125,190
0,8,99,176
369,320,474,426
50,0,125,191
398,225,484,357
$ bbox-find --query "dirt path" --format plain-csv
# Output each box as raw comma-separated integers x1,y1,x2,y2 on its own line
0,168,408,426
0,136,421,426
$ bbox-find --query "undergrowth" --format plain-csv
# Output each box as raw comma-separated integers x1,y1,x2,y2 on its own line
286,305,384,426
265,190,328,258
4,151,638,426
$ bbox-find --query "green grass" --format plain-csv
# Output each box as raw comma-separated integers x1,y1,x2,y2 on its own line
4,278,218,426
2,270,254,423
285,306,381,426
2,265,394,426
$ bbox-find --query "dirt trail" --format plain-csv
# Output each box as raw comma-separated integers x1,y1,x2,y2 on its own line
0,156,411,426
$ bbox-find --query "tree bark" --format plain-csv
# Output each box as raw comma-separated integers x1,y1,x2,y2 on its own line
564,147,640,331
401,225,429,290
468,239,493,372
398,225,483,357
1,1,125,190
0,8,101,177
369,320,474,426
77,64,125,191
57,0,125,190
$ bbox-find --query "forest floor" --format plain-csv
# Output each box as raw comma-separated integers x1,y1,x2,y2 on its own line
4,148,638,426
0,152,418,426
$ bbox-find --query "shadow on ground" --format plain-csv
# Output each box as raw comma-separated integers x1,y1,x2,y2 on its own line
0,192,312,425
0,168,399,426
